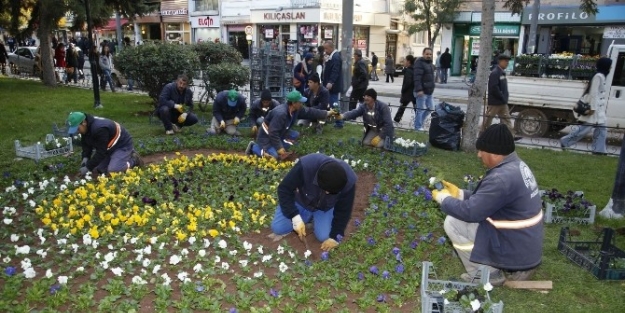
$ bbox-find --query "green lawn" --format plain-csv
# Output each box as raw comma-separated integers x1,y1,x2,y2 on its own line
1,77,624,312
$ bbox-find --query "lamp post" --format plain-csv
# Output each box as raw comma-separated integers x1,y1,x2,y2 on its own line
84,0,102,108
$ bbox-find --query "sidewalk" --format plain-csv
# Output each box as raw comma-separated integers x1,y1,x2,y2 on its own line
368,75,469,97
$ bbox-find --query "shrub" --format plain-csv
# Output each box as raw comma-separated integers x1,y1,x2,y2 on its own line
115,43,201,102
192,42,250,100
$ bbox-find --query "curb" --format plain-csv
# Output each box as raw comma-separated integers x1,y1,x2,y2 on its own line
376,91,469,105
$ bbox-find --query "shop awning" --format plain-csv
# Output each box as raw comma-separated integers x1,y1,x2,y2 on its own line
100,18,129,31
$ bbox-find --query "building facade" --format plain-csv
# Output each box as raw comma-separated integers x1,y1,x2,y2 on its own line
188,0,220,43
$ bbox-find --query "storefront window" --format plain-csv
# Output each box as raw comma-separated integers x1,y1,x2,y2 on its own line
166,23,182,31
354,26,369,57
297,24,319,53
164,23,190,44
321,25,336,41
259,25,282,51
194,0,218,12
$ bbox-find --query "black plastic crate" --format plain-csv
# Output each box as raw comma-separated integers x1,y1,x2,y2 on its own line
558,227,625,280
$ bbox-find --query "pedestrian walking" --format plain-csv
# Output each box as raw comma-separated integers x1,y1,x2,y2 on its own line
7,37,15,52
0,40,8,75
321,40,343,128
384,54,395,83
99,45,115,92
440,48,452,84
393,55,416,123
413,48,435,131
599,132,625,219
65,43,78,84
370,52,379,81
483,55,521,141
349,49,368,111
560,57,612,155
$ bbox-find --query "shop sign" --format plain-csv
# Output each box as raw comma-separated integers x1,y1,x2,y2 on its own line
263,12,306,21
469,25,520,36
519,6,618,25
604,26,625,39
265,29,274,38
321,11,363,23
471,40,480,56
324,29,333,39
161,8,188,16
190,16,220,28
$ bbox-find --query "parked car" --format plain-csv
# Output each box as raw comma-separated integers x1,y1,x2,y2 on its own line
8,47,40,76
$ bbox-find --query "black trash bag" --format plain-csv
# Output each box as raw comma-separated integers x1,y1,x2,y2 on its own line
429,102,465,151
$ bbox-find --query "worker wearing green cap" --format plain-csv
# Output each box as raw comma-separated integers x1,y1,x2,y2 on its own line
66,112,143,177
209,89,247,136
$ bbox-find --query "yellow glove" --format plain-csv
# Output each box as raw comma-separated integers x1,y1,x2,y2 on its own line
291,215,306,239
174,104,184,113
320,238,339,251
219,121,226,129
370,136,382,147
177,112,188,124
277,148,286,155
432,189,451,205
442,180,462,199
234,117,240,125
251,125,258,136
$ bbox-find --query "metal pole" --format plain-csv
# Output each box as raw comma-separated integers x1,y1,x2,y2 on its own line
85,0,102,108
115,11,123,51
341,0,354,98
527,0,540,54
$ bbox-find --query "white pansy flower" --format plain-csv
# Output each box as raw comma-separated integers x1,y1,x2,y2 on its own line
38,236,46,245
10,234,19,242
253,271,263,278
2,256,10,263
483,282,493,292
161,273,171,286
158,243,165,250
279,262,288,273
59,184,67,191
221,262,230,270
111,267,124,276
198,249,206,257
429,177,436,185
28,200,36,207
180,248,189,256
91,240,98,249
188,237,196,245
277,245,284,255
169,255,181,265
95,252,101,259
22,193,28,200
304,250,312,259
470,299,481,311
143,246,152,255
135,254,143,262
243,241,252,251
82,234,92,246
58,276,68,284
100,261,109,270
203,239,211,248
37,249,48,258
24,268,36,279
218,240,227,249
15,245,30,255
193,264,203,273
130,237,138,245
76,266,84,272
257,246,264,254
229,250,237,256
4,218,12,225
239,260,248,267
132,276,147,285
149,237,158,244
288,251,295,259
262,255,272,263
152,264,161,274
177,271,190,283
214,256,221,263
45,269,53,278
104,252,116,263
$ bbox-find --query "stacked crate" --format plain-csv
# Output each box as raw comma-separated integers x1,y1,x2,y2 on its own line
250,49,264,101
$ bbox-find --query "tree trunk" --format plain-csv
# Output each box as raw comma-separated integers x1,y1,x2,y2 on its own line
39,2,58,87
460,0,495,153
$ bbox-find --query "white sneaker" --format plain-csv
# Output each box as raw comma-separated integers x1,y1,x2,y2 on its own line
417,127,425,131
599,199,623,219
165,130,174,135
172,124,181,133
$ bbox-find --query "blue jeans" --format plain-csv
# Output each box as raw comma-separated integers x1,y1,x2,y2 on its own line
251,130,299,158
559,123,607,153
441,68,449,83
270,202,335,242
414,93,433,130
102,69,115,91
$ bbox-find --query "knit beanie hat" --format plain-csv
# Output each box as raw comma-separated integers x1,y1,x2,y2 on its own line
317,161,347,194
364,88,377,100
476,124,515,155
261,89,272,101
596,57,612,76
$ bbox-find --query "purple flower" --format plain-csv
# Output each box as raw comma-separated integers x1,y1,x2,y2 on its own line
321,251,330,261
369,266,379,275
3,171,11,178
354,219,361,227
413,190,421,196
269,288,279,298
394,184,402,191
384,229,392,237
50,284,62,295
4,267,16,276
395,253,402,262
371,204,378,211
358,272,364,280
195,284,205,292
381,194,390,202
410,241,419,249
376,294,386,302
424,190,433,201
396,264,405,273
382,271,390,279
182,185,189,193
367,237,376,245
304,260,312,267
336,234,344,242
437,237,447,245
229,308,238,313
392,247,400,255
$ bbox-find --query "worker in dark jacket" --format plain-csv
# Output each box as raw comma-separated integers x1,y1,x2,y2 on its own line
350,49,369,111
300,73,331,134
158,75,199,135
484,55,519,139
338,89,394,148
271,153,358,251
322,40,343,128
439,48,452,84
65,43,78,84
245,91,337,160
249,89,279,137
432,124,543,286
394,55,416,123
413,47,435,131
66,112,143,177
210,89,247,136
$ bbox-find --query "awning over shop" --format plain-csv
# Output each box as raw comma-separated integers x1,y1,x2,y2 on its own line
100,18,129,31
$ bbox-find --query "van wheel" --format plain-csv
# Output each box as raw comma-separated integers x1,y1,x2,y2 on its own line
514,108,549,137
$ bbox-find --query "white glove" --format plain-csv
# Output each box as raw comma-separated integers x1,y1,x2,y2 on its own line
433,189,451,205
291,214,306,238
81,157,88,167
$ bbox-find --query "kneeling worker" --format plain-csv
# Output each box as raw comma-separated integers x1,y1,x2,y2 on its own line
157,74,199,135
249,89,279,136
66,112,144,177
270,153,357,251
210,89,247,136
336,88,394,148
432,124,543,286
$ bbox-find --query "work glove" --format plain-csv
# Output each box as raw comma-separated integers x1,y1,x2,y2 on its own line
177,112,188,124
277,148,287,155
219,121,226,129
432,189,451,205
80,157,88,167
251,125,258,136
442,180,462,199
79,166,89,176
278,151,294,161
174,104,184,113
292,215,306,239
320,238,339,251
234,117,240,125
370,136,382,147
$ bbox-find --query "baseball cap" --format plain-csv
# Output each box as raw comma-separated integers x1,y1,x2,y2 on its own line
227,89,238,107
285,90,307,103
66,112,86,135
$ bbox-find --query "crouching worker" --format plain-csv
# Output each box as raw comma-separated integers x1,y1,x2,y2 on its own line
336,88,394,148
432,124,544,286
245,91,339,160
66,112,144,177
270,153,357,251
157,74,199,135
210,89,247,136
249,89,279,136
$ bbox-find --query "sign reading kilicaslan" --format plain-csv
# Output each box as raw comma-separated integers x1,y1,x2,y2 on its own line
469,25,520,36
